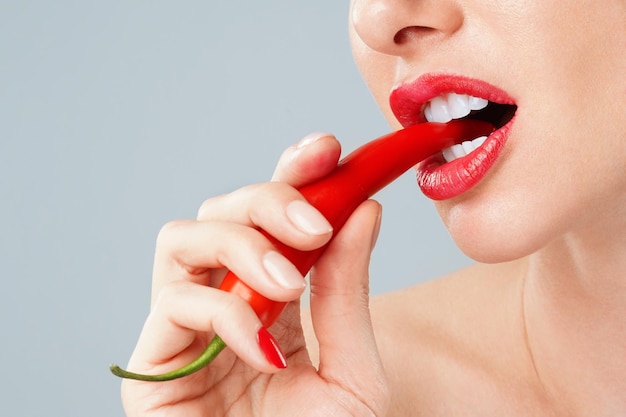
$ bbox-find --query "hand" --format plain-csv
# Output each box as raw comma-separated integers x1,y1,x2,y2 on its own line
120,132,390,416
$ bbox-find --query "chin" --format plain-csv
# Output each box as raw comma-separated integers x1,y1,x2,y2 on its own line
452,233,535,265
438,194,556,265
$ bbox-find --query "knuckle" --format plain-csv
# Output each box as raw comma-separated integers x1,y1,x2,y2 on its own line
152,279,187,311
196,182,295,222
196,198,212,220
155,220,189,251
211,292,253,335
219,291,248,318
196,193,228,220
215,227,267,268
241,182,289,202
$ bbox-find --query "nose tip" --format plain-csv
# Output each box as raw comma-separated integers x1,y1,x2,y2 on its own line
351,2,401,56
350,0,464,57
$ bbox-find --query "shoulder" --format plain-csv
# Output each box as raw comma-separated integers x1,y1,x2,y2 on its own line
371,260,541,415
371,261,524,337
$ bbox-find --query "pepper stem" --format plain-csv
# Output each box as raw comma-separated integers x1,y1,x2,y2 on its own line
109,334,227,381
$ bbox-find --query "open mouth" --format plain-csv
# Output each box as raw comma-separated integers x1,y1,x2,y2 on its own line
422,93,517,162
389,74,519,200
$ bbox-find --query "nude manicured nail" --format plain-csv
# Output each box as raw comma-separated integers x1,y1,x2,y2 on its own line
371,208,383,252
262,251,306,290
286,200,333,236
295,132,331,149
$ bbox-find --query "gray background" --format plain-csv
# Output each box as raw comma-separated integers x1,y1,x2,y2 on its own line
1,1,471,416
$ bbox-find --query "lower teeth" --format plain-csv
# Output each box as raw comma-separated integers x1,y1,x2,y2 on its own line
442,136,488,163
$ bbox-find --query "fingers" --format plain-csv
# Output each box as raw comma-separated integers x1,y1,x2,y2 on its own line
153,219,307,304
196,182,333,250
150,131,344,304
271,132,342,185
309,199,389,411
138,131,347,377
128,280,283,375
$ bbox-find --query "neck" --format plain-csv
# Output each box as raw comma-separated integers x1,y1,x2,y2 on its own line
523,200,626,416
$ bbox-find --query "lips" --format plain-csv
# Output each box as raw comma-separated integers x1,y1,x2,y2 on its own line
389,73,517,200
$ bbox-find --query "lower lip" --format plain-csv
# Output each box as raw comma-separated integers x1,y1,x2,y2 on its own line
416,117,515,200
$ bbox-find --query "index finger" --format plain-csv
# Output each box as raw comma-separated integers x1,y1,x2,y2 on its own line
271,132,342,186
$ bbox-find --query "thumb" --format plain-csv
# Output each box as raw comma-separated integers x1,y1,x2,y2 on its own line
309,199,389,412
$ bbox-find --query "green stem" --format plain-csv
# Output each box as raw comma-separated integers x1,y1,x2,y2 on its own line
110,334,227,382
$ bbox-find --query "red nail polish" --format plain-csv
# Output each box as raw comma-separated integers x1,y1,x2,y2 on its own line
257,327,287,369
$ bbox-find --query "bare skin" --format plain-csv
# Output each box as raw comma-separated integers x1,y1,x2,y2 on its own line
306,260,550,416
120,135,391,417
345,0,626,414
120,0,626,415
306,251,626,416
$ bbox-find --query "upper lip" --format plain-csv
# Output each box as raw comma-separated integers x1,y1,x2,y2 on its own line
389,73,517,128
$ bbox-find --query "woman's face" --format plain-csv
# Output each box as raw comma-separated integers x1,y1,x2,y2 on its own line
349,0,626,262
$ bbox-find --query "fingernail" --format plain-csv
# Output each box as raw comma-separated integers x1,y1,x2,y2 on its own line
262,251,306,290
257,327,287,369
294,132,331,149
286,200,333,236
371,207,382,252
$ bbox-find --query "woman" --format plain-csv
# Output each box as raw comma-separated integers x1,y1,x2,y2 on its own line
120,0,626,415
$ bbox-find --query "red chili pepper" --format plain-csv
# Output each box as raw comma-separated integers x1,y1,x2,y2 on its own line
110,120,493,381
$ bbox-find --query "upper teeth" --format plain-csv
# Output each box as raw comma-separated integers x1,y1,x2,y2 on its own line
424,93,490,162
424,93,488,123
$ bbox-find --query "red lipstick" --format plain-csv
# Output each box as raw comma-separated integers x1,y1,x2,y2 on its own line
390,73,517,200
